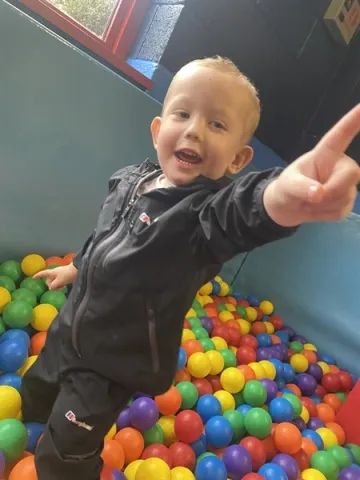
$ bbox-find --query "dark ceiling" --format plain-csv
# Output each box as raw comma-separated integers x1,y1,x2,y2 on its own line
160,0,360,164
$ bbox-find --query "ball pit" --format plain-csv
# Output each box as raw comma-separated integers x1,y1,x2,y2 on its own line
0,253,360,479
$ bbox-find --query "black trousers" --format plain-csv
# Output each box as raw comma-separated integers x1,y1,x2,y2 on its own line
21,317,131,480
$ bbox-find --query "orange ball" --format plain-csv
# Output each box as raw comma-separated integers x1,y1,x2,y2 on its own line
154,386,182,416
225,296,237,306
182,339,203,357
9,456,37,480
63,252,76,265
326,422,346,445
285,384,302,398
30,331,47,356
114,427,144,465
227,320,241,331
251,322,267,335
271,335,281,345
274,422,302,455
329,365,340,374
101,439,125,470
45,256,65,267
316,403,336,423
175,368,191,384
261,435,278,461
301,437,318,457
323,394,343,413
237,365,257,382
302,350,317,363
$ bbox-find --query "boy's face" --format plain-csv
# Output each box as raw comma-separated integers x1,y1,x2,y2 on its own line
151,65,255,185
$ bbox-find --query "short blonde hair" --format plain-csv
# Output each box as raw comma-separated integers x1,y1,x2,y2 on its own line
164,55,261,142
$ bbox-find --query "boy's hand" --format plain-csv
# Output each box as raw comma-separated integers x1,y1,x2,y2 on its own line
263,104,360,227
33,263,78,291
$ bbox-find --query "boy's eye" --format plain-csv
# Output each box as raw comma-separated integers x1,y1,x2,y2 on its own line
210,120,225,130
175,111,190,119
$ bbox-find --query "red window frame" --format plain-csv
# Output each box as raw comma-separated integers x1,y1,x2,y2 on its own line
19,0,153,89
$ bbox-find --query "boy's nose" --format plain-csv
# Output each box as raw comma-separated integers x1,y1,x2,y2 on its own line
184,118,205,142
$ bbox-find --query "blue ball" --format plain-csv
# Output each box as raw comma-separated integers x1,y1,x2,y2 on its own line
280,388,294,395
111,470,126,480
25,422,46,453
276,378,286,389
177,347,187,371
205,416,233,448
269,359,284,379
190,433,207,457
196,394,222,423
195,455,227,480
247,295,260,307
269,398,294,422
275,330,289,345
0,373,22,391
302,429,324,450
309,394,321,404
0,339,28,373
232,291,243,301
283,364,295,383
211,281,221,296
0,329,30,347
318,353,337,365
237,404,252,416
258,462,289,480
257,333,272,348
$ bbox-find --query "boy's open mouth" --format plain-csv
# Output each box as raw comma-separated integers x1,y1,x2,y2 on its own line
175,149,202,166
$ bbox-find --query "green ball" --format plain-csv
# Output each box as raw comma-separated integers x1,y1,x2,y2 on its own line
193,327,209,340
199,338,215,352
223,409,246,443
345,444,360,465
242,381,267,407
20,277,47,298
0,419,28,463
328,445,352,469
0,317,6,335
0,276,16,293
335,392,347,402
195,307,206,317
176,381,198,409
192,300,202,310
143,423,164,446
282,393,302,417
188,317,202,329
310,451,339,480
0,261,22,283
3,300,33,328
40,290,67,311
236,305,247,318
197,452,216,464
218,304,227,312
219,349,237,368
289,341,304,353
233,391,244,407
244,408,272,439
11,288,37,308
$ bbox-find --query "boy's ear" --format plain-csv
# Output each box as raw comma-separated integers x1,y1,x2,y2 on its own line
227,146,254,175
150,117,162,150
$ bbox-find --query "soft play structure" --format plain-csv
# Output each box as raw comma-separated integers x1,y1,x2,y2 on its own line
0,1,360,479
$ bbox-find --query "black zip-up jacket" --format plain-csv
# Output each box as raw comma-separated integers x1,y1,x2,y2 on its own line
60,159,297,395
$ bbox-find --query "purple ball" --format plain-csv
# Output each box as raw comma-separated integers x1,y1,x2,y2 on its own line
0,450,4,477
297,373,318,396
339,467,360,480
292,417,306,431
292,335,307,344
308,417,325,430
307,363,323,382
260,378,278,403
129,397,159,431
200,316,213,334
257,348,272,361
112,470,127,480
273,453,300,480
133,392,151,399
222,445,252,479
277,344,289,361
282,327,295,339
116,407,131,430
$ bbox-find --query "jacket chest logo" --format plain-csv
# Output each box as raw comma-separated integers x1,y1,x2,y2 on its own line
139,212,151,225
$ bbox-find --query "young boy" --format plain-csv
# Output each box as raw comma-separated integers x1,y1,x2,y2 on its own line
21,56,359,479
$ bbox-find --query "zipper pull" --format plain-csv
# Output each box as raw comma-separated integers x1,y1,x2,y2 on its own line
123,198,135,218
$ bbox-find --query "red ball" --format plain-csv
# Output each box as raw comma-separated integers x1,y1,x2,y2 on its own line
238,300,250,307
315,384,327,399
100,465,114,480
174,410,203,443
242,475,265,480
183,319,191,329
207,375,222,392
240,436,267,470
239,335,258,350
169,442,196,470
338,371,353,391
236,346,257,365
269,315,284,330
254,307,264,321
321,373,342,393
212,325,231,343
211,317,222,327
292,448,310,471
142,444,172,466
301,397,317,417
228,327,241,347
192,378,213,396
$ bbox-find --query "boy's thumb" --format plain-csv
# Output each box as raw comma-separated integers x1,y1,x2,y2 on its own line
291,171,324,204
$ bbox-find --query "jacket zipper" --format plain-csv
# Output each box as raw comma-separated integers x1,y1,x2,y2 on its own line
146,302,160,373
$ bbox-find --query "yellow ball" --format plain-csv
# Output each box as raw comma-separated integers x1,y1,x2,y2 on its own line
259,300,274,315
171,466,195,480
187,352,211,378
304,343,317,351
237,319,250,335
219,311,234,323
211,336,228,351
16,410,23,421
199,282,213,295
31,303,58,331
214,276,222,282
0,286,11,313
0,386,22,420
158,415,176,446
202,295,214,306
213,390,235,413
245,307,258,322
264,321,275,334
205,350,225,375
21,254,46,277
229,346,237,355
124,460,144,480
185,308,196,319
290,354,309,373
195,294,204,307
316,427,338,449
301,469,327,480
317,361,330,375
259,360,276,380
219,282,229,297
248,362,266,380
225,303,236,312
220,367,245,393
181,329,196,344
17,355,38,376
105,423,117,440
300,405,310,424
135,457,171,480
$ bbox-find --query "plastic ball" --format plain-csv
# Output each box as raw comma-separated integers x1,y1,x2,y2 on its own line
0,419,28,463
101,439,125,470
259,360,277,380
135,457,171,479
321,373,342,393
174,410,203,443
316,427,338,449
273,422,302,455
269,397,294,422
273,453,300,480
258,462,288,480
169,442,196,470
158,416,177,447
301,469,327,480
328,445,352,469
240,436,267,470
17,355,37,376
3,301,33,328
259,301,274,315
302,430,324,450
129,397,159,432
0,339,28,373
171,466,195,480
222,445,252,479
25,422,45,453
243,380,267,407
187,352,211,378
31,304,58,331
0,261,22,282
176,382,199,410
196,394,222,423
244,408,272,439
114,427,144,464
205,350,225,375
213,390,235,412
0,373,22,392
195,455,227,480
8,455,38,480
205,416,233,448
338,466,360,480
143,423,164,446
310,450,339,480
220,367,245,394
155,386,182,416
0,287,11,314
224,409,246,442
0,386,22,420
